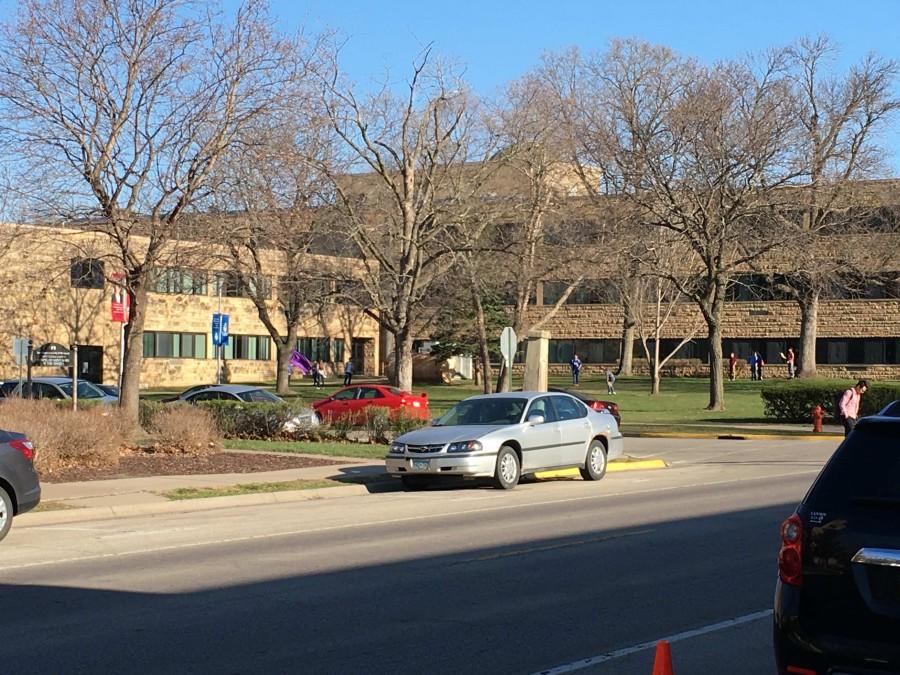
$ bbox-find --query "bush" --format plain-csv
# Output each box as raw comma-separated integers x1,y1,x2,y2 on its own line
197,400,314,440
761,381,900,422
0,399,131,475
139,399,165,431
150,405,222,454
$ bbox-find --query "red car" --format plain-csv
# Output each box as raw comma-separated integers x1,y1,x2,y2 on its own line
312,385,430,423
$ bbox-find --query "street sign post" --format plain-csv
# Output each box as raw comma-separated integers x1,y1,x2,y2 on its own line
212,313,230,384
499,326,517,392
110,288,130,396
12,337,28,367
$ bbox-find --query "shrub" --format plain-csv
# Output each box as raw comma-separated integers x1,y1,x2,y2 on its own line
761,381,900,422
150,405,222,454
0,399,131,475
197,400,314,440
139,399,165,431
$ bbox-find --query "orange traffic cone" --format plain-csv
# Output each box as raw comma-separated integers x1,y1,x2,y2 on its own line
651,640,674,675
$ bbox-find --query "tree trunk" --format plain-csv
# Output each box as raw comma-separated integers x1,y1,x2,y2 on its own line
396,329,414,392
617,302,635,376
275,335,295,396
797,290,819,379
120,281,149,422
472,289,493,394
706,320,725,411
495,360,508,392
650,339,661,395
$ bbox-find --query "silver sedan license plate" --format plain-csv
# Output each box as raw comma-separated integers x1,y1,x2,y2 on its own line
412,459,430,471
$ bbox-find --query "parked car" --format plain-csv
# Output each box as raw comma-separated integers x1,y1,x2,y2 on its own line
179,384,285,404
312,385,429,424
95,384,120,398
0,377,117,404
385,391,624,490
179,384,319,430
160,384,217,403
0,430,41,542
548,387,621,426
774,407,900,673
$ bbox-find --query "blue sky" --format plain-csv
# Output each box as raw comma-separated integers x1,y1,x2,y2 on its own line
262,0,900,172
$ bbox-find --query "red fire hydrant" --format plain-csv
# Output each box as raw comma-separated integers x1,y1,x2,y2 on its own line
812,405,824,433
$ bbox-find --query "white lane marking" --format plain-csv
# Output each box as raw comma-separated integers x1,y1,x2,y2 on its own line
1,470,817,572
532,609,774,674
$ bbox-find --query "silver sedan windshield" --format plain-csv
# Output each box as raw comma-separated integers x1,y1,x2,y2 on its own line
436,398,527,426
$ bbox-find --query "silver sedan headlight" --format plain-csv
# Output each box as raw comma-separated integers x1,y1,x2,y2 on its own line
389,442,406,454
447,440,483,453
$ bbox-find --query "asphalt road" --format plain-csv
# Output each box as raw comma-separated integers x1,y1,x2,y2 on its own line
0,437,839,675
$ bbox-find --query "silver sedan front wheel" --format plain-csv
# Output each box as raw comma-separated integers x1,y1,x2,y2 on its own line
493,446,520,490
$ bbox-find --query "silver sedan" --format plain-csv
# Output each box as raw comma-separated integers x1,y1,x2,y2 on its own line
385,391,624,490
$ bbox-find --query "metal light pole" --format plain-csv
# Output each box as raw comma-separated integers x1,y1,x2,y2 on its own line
216,278,223,385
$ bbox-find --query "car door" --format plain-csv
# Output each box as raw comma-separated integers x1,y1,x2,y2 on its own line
551,395,592,466
321,387,358,421
354,386,385,423
520,396,561,472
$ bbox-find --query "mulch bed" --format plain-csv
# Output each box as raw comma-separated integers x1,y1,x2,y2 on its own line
40,450,351,484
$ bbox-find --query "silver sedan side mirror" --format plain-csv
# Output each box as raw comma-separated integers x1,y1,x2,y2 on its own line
527,413,545,425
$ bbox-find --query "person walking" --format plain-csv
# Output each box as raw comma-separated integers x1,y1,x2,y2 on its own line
343,359,354,386
786,347,796,379
606,369,617,395
314,360,325,388
757,353,766,380
747,352,758,381
728,352,738,381
569,353,583,386
838,379,869,437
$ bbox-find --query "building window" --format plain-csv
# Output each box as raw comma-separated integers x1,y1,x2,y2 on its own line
70,258,105,289
214,273,271,299
543,280,620,305
296,337,336,362
548,339,621,363
143,332,206,359
151,268,208,295
815,338,900,365
224,335,271,360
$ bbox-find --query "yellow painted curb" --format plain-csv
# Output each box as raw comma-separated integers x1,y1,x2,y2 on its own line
534,458,667,479
629,432,840,442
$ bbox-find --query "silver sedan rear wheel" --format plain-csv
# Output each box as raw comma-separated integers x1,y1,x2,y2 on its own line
580,440,607,481
493,446,520,490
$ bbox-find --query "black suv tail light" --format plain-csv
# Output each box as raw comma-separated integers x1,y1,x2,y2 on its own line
779,514,804,587
9,438,34,462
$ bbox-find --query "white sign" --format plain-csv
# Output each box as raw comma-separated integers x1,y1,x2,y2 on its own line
12,337,28,366
499,326,517,363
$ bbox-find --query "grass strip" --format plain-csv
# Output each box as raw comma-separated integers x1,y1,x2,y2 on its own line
161,479,342,501
31,501,82,512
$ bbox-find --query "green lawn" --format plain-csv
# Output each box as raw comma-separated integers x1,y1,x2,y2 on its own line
145,374,893,429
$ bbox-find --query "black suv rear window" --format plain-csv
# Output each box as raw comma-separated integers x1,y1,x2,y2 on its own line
806,423,900,511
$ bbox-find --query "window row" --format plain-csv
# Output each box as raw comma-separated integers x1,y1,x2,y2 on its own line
541,338,900,365
70,259,273,299
296,337,345,363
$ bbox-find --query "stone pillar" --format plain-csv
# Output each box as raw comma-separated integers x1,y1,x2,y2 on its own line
523,330,550,392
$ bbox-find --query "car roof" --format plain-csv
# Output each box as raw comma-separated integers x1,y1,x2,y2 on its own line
192,384,265,394
462,391,569,403
28,377,83,385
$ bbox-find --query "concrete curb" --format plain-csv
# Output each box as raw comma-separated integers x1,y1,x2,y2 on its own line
535,458,667,479
17,483,371,528
625,431,841,441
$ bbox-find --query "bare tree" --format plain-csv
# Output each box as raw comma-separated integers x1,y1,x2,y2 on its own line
318,47,496,392
0,0,300,418
775,36,900,377
558,40,801,409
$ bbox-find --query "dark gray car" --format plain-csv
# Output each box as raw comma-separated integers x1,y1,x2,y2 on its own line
0,430,41,541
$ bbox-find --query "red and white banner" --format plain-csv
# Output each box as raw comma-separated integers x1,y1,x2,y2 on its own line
111,290,131,323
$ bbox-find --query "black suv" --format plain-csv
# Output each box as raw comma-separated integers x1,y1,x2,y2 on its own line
774,407,900,674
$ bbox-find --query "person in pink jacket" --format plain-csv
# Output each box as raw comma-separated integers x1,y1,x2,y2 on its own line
838,379,869,437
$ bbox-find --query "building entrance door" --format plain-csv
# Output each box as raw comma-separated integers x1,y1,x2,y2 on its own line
75,345,104,383
351,339,371,375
